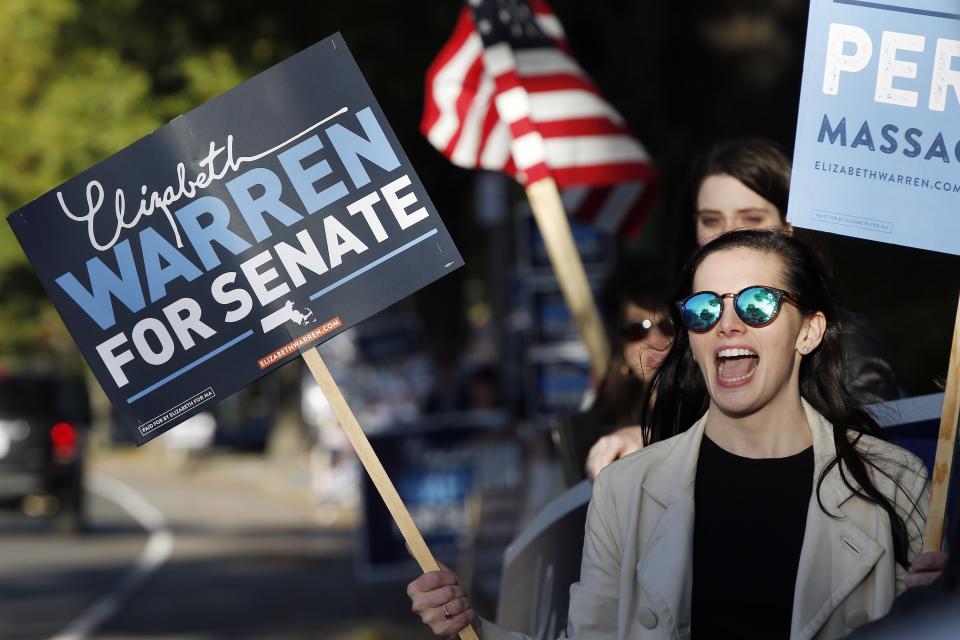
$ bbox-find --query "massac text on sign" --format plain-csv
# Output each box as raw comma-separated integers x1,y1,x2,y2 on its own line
789,0,960,254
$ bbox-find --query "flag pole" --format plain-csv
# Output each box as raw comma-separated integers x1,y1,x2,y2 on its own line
524,177,610,380
923,291,960,552
301,348,480,640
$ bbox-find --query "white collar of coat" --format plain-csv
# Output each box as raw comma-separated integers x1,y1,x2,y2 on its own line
641,397,856,511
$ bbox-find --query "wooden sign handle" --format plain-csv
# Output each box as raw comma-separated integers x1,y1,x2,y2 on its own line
301,348,480,640
923,291,960,553
525,177,611,380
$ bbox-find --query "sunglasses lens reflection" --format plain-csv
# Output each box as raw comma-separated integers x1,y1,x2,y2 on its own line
736,287,780,326
682,293,722,332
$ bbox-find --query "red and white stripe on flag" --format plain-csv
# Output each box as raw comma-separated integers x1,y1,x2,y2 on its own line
422,0,657,237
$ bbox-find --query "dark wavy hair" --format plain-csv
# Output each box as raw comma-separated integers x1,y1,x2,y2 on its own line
687,138,792,218
675,138,794,262
591,263,673,429
643,229,922,568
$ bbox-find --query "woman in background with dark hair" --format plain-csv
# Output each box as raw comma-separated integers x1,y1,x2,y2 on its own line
568,266,674,481
407,230,942,639
686,137,793,249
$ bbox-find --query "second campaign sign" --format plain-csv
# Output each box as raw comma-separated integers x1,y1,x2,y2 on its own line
8,34,464,444
789,0,960,254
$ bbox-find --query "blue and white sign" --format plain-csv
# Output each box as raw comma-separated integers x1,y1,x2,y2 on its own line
8,34,463,444
789,0,960,254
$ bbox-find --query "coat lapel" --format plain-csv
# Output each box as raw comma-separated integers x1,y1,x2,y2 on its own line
636,494,695,636
789,401,884,640
635,415,706,636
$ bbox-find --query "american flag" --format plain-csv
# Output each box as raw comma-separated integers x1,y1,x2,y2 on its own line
422,0,657,237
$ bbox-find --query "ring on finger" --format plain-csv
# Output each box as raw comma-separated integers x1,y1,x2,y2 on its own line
442,603,452,619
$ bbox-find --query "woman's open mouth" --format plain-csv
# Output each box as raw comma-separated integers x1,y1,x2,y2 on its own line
716,347,759,386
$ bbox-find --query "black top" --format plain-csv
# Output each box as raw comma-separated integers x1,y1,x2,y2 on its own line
691,434,814,640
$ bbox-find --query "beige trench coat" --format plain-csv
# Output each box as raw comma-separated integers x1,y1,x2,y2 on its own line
482,400,929,640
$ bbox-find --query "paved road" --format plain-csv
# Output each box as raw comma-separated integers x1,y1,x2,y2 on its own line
0,487,144,640
0,448,427,640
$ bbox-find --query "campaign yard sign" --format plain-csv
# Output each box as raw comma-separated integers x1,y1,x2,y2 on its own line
788,0,960,254
8,33,464,445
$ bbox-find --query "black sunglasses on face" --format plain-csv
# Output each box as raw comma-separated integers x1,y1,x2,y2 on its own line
676,285,800,333
620,317,675,342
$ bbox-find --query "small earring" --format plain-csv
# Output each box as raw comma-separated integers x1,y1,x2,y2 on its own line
801,345,810,353
620,364,631,376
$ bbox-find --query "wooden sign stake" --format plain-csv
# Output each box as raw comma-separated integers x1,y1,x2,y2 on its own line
923,291,960,552
525,176,611,381
301,347,480,640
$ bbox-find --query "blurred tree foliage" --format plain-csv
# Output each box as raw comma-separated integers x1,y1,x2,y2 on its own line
0,0,254,369
0,0,461,370
0,1,144,368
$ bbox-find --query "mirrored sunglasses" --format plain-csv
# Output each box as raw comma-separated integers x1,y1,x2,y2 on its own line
676,285,800,333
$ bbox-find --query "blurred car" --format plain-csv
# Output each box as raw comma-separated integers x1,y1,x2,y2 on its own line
0,373,89,534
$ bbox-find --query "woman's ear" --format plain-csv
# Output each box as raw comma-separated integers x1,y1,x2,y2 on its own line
797,311,826,354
